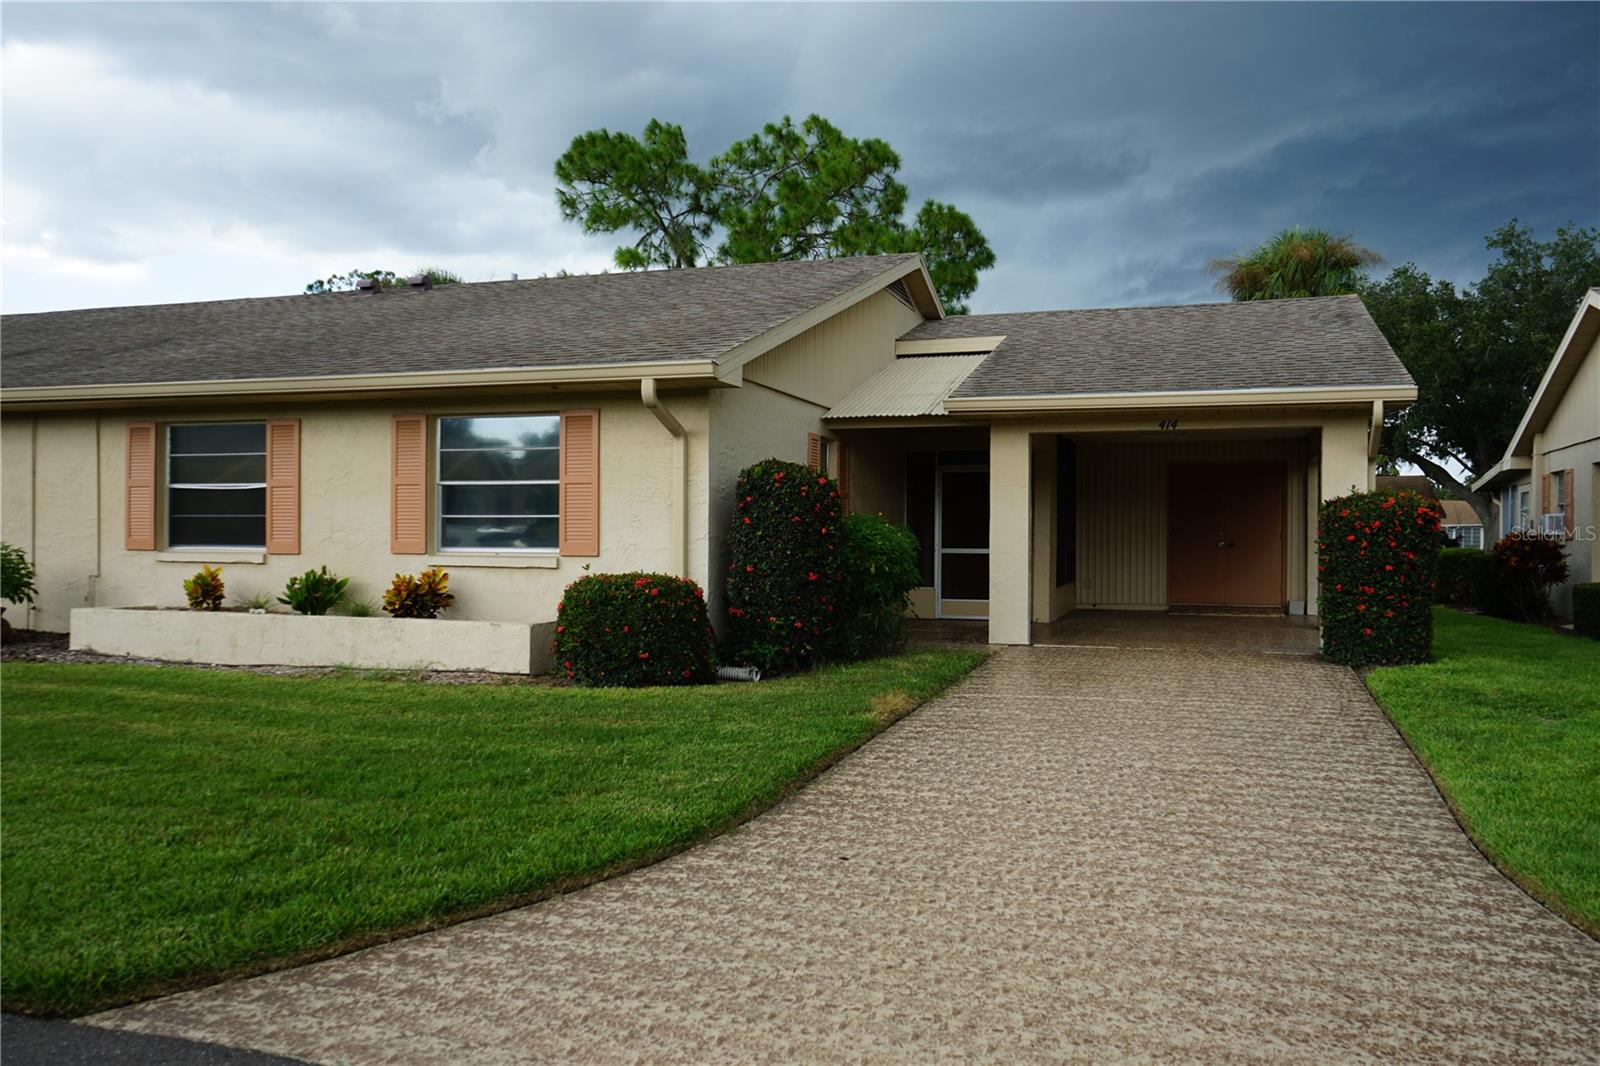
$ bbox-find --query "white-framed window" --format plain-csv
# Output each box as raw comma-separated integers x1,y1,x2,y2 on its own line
167,423,267,548
1551,470,1567,519
437,414,560,552
1446,525,1484,550
1518,487,1531,531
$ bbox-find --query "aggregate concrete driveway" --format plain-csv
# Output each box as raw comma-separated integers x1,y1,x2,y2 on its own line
88,615,1600,1064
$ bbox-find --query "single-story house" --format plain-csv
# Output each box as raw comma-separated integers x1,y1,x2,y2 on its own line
1375,474,1438,499
1,253,1416,649
1437,500,1485,550
1473,287,1600,616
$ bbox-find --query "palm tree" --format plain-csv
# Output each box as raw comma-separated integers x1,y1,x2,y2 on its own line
1209,229,1382,301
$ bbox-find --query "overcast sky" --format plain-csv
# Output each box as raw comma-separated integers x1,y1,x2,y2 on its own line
3,2,1596,316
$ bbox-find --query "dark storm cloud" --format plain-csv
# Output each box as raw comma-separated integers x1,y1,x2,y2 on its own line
3,2,1596,314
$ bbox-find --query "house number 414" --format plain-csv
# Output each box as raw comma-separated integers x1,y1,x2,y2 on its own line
1158,419,1180,430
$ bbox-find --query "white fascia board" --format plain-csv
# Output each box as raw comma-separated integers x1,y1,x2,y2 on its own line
942,383,1418,414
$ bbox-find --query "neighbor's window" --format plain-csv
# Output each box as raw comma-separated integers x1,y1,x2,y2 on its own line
167,423,267,548
437,414,560,551
1457,526,1484,550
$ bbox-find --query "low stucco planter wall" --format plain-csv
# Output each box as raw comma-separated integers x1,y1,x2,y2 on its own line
70,608,554,675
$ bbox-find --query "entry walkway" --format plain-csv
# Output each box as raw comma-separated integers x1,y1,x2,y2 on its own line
89,625,1600,1063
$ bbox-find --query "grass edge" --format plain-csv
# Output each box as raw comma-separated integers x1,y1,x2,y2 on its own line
1362,659,1600,943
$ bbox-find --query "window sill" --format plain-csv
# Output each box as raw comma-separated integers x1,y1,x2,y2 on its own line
156,550,267,565
426,553,560,570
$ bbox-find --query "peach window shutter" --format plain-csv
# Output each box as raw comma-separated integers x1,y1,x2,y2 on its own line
391,415,428,554
559,409,600,557
1541,474,1551,517
806,432,823,471
264,419,301,554
125,421,158,551
1563,469,1575,534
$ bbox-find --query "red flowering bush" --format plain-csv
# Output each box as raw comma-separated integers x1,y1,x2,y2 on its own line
725,457,844,674
1317,490,1441,666
1488,531,1569,622
553,572,715,687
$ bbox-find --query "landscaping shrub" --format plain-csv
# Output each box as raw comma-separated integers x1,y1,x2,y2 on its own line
183,565,225,611
2,542,37,608
1489,531,1570,622
382,566,455,619
1573,583,1600,640
1317,490,1441,666
830,513,921,661
553,572,716,686
279,566,350,615
1434,547,1490,607
724,458,844,673
1,541,37,637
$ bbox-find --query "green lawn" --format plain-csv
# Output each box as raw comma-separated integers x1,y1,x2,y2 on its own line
1367,608,1599,934
0,650,982,1016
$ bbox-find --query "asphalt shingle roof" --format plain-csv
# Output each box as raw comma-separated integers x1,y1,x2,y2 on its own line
2,254,923,389
904,294,1413,399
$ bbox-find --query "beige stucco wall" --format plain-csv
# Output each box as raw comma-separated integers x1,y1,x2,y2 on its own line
1,414,102,632
705,287,922,618
3,391,711,632
1541,440,1599,615
1543,334,1599,454
1531,334,1597,615
742,289,924,407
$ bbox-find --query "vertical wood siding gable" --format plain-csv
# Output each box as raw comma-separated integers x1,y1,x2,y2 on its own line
391,415,428,554
265,419,300,554
559,409,600,557
125,421,158,550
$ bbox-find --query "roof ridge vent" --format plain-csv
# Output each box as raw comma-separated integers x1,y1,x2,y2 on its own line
355,277,382,294
407,274,433,291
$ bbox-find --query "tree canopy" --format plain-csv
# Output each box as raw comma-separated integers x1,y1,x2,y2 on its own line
1360,220,1600,525
1210,228,1382,301
304,267,462,295
555,114,995,313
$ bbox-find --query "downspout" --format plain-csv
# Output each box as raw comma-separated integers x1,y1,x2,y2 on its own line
641,378,688,576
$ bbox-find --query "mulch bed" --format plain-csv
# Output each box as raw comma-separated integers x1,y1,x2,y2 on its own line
0,630,555,686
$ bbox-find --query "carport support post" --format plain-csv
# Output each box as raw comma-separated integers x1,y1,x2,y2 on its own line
989,425,1033,645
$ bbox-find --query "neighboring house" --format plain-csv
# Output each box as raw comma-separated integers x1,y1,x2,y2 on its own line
1375,474,1438,500
1473,289,1600,617
1,254,1415,646
1438,500,1485,550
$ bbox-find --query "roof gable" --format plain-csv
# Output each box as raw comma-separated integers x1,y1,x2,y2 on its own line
1505,289,1600,457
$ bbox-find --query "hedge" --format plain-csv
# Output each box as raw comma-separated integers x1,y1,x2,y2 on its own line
1434,547,1490,607
1317,490,1441,666
724,458,844,674
553,572,716,687
1574,583,1600,640
829,513,922,661
1488,530,1569,622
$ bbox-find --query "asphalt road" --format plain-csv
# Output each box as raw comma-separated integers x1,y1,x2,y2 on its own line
2,1014,305,1066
